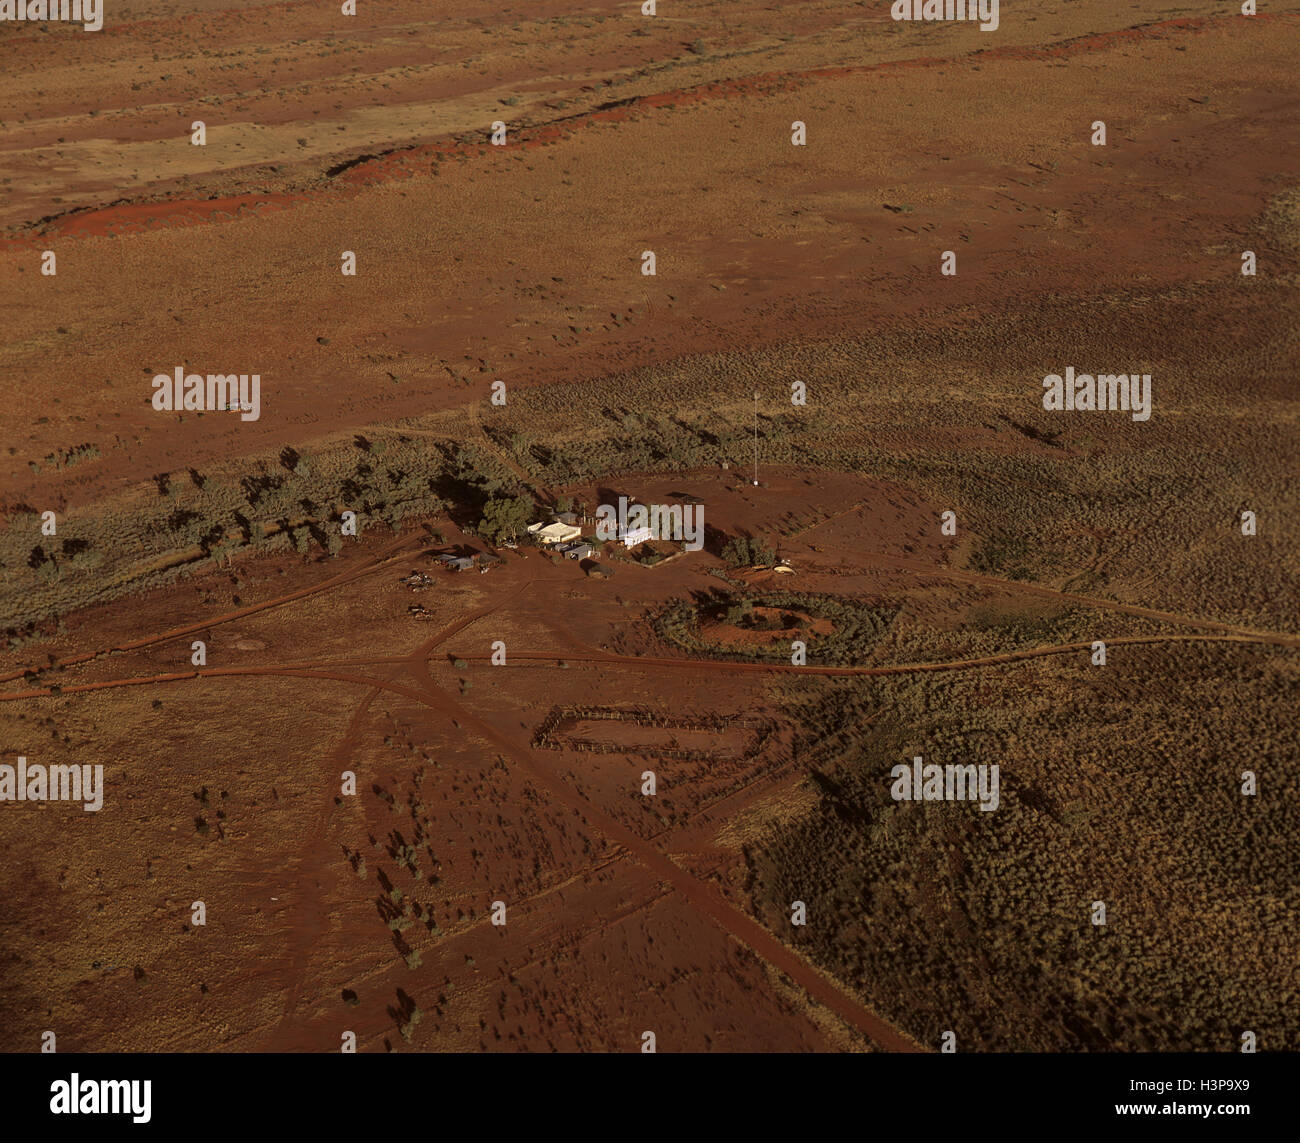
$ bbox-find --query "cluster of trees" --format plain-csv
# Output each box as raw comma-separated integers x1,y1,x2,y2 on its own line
720,599,802,631
721,534,777,567
33,442,100,473
477,492,534,544
652,589,899,666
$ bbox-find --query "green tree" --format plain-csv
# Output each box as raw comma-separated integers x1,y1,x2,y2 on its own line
721,535,776,567
477,493,533,544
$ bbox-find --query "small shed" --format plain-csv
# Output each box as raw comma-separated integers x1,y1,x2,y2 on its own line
564,542,595,560
620,525,653,548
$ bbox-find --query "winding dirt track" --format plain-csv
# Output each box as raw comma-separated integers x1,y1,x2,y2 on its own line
5,528,1291,694
4,531,1294,1050
851,554,1298,642
0,553,928,1048
5,592,1292,1049
6,631,1294,705
442,632,1300,678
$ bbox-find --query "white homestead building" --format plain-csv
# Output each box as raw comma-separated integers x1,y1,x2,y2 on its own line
527,521,582,546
